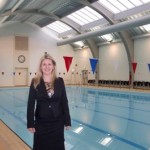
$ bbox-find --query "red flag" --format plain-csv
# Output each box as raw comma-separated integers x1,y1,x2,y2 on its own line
63,56,73,72
132,62,137,73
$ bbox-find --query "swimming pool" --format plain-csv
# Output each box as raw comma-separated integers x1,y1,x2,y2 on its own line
0,86,150,150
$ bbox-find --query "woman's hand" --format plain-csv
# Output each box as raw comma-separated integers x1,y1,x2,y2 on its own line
65,126,71,130
28,128,36,133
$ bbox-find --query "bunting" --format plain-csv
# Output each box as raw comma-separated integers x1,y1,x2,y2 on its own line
63,56,73,72
89,58,98,74
132,62,137,73
148,64,150,72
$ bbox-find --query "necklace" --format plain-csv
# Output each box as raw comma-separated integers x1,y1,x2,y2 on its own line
45,82,54,98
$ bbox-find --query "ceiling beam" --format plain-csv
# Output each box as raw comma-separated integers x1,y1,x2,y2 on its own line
57,14,150,45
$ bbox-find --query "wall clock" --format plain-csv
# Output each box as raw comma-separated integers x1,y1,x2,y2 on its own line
18,55,25,63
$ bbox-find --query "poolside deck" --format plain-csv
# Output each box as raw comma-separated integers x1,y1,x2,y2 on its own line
0,120,31,150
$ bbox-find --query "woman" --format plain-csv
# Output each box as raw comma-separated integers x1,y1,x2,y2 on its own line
27,53,71,150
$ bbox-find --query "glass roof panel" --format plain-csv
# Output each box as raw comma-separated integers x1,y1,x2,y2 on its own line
80,9,97,21
85,6,103,19
141,0,150,2
129,0,143,6
107,0,127,11
101,34,113,41
76,11,93,22
98,0,120,13
47,21,72,33
118,0,135,9
98,0,150,14
67,6,103,25
142,24,150,32
67,14,85,25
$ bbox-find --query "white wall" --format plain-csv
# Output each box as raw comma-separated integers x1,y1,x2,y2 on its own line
56,47,94,84
0,21,94,86
74,48,94,83
57,44,75,84
98,38,150,82
99,42,129,81
0,21,150,87
0,21,75,86
0,36,14,86
134,37,150,81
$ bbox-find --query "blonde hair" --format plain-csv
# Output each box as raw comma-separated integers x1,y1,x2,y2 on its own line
33,53,56,88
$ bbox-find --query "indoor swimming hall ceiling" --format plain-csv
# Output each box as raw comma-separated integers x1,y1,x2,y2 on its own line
0,0,150,49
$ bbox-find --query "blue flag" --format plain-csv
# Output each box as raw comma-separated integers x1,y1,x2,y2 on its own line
90,58,98,74
148,64,150,72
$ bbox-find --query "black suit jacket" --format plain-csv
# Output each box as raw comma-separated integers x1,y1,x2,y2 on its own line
27,77,71,128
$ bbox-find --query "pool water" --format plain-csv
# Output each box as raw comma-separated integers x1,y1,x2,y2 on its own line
0,86,150,150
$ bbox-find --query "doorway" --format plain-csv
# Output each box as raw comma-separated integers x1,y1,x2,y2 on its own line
14,68,28,86
81,70,88,85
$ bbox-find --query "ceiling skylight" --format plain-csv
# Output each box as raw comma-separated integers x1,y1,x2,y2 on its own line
67,6,103,25
142,24,150,32
47,21,72,33
98,0,150,14
101,34,113,41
